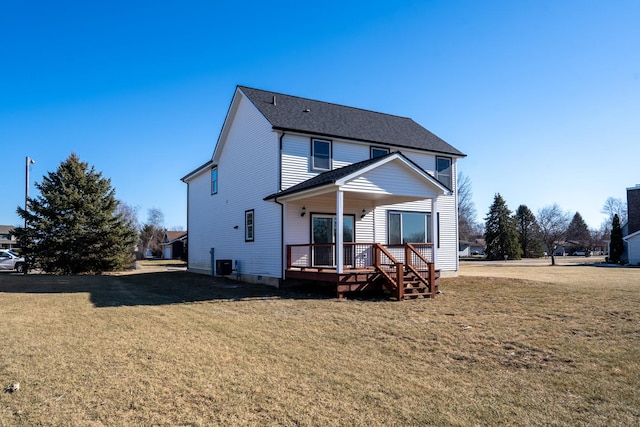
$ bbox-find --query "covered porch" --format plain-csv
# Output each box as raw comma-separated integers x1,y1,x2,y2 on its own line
286,242,440,300
266,152,451,300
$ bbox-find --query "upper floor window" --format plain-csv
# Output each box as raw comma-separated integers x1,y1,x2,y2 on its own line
312,139,331,171
436,157,452,189
371,147,390,159
211,167,218,195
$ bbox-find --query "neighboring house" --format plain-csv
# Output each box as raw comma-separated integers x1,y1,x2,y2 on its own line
161,231,187,260
553,244,569,257
623,184,640,265
182,86,466,298
459,239,485,257
624,230,640,265
0,226,18,249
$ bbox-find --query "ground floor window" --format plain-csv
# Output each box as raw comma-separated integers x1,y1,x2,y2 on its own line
245,209,254,242
388,211,432,244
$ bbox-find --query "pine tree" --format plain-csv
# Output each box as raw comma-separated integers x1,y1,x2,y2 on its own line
566,212,591,254
609,214,624,264
484,194,522,260
14,154,137,274
514,205,545,258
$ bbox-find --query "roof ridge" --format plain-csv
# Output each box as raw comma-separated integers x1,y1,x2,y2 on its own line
237,85,413,121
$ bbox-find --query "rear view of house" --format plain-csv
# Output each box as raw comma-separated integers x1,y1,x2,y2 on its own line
182,86,466,297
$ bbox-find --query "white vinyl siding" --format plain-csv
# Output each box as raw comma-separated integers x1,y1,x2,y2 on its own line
189,89,461,278
280,135,459,273
626,234,640,265
186,93,282,279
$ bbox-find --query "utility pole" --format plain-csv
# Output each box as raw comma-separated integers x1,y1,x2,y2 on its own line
25,156,35,228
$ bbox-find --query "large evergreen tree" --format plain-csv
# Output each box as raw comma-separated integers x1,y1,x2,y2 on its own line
14,154,137,274
514,204,544,258
609,214,624,264
484,194,522,260
566,212,591,254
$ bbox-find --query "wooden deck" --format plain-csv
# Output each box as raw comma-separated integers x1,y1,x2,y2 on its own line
286,243,440,300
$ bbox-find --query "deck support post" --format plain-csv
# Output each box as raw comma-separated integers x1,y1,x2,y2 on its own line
396,262,404,300
336,190,344,274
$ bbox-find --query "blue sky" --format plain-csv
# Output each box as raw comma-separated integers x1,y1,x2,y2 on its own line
2,0,639,230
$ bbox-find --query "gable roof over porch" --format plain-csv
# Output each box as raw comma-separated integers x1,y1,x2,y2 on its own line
264,151,450,203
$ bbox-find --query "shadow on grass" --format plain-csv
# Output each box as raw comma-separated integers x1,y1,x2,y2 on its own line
0,271,345,307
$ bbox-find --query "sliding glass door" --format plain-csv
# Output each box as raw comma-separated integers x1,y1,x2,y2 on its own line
312,214,354,267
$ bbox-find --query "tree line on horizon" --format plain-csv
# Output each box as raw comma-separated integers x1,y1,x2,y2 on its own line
458,172,627,265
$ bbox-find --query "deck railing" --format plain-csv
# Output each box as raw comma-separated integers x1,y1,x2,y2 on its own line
287,243,376,270
286,242,434,270
286,242,437,300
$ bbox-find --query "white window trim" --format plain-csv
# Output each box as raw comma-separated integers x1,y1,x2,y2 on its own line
211,167,218,195
388,211,433,244
311,138,332,171
436,156,452,189
245,209,254,242
370,146,390,158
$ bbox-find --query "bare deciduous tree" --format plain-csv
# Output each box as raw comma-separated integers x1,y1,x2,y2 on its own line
601,197,627,225
458,171,482,241
537,204,571,266
139,208,165,257
116,201,140,232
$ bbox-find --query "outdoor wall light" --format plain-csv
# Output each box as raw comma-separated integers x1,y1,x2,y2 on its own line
300,206,306,217
360,209,366,219
233,225,239,229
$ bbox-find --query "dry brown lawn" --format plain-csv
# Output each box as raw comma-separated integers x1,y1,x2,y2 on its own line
1,259,639,426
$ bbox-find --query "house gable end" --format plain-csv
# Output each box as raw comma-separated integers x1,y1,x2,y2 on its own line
212,87,275,165
339,155,450,199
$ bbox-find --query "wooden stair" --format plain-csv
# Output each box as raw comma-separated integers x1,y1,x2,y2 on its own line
375,265,439,301
401,270,438,299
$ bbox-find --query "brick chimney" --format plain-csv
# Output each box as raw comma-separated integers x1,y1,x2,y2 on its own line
627,184,640,235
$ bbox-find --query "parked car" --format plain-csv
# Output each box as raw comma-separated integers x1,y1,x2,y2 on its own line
0,250,26,273
572,250,592,256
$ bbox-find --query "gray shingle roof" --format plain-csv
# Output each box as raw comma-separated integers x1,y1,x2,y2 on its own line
238,86,465,157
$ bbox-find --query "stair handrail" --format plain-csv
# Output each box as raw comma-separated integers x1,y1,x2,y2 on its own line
405,243,433,267
406,243,437,297
373,243,403,293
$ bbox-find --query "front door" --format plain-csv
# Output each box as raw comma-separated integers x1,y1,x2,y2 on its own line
312,214,354,267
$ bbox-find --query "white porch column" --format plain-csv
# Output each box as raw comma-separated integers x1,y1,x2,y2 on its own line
281,200,288,279
336,190,344,274
432,197,438,268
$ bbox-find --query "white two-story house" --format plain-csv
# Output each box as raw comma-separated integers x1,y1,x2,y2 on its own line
182,86,466,299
